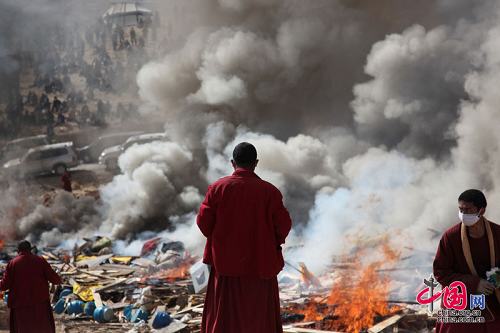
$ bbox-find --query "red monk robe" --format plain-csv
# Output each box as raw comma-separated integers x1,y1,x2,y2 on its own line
0,250,62,333
61,171,72,192
197,168,292,333
433,221,500,333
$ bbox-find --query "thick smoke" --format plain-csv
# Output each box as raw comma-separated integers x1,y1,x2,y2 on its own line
138,0,450,135
131,0,500,275
5,0,500,296
99,141,203,239
0,188,100,246
352,23,483,158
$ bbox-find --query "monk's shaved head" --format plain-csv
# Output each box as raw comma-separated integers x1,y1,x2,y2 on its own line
17,240,32,252
232,142,257,168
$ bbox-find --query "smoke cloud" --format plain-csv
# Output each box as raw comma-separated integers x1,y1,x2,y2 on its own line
99,141,203,239
131,0,500,276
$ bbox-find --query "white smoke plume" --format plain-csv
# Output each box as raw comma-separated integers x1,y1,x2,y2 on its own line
99,141,203,239
130,0,500,276
352,23,483,158
16,191,101,246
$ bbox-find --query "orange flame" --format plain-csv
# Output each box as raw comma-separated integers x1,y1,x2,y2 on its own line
328,243,401,332
299,302,328,322
144,256,196,283
161,262,192,282
292,241,401,332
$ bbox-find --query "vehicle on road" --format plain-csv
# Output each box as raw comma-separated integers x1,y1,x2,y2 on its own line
0,135,49,163
3,142,79,178
77,131,143,163
99,133,167,171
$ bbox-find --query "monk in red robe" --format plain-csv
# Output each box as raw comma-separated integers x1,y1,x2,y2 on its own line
61,171,72,192
433,189,500,333
197,142,292,333
0,240,62,333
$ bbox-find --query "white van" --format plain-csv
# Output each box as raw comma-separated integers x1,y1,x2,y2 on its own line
0,135,49,163
3,142,79,177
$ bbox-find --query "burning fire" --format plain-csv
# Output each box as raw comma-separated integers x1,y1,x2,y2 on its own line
297,240,401,333
160,261,193,282
141,256,196,283
299,262,322,288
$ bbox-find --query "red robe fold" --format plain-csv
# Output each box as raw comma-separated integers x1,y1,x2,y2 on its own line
197,168,292,333
433,222,500,333
201,268,283,333
0,251,62,333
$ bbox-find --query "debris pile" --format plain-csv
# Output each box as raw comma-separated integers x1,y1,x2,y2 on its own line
0,238,436,333
0,237,208,333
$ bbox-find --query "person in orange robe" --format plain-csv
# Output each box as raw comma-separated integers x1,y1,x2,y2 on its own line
0,240,62,333
434,189,500,333
197,142,292,333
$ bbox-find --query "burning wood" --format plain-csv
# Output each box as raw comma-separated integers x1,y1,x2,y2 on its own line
299,262,323,288
140,256,195,283
283,242,405,333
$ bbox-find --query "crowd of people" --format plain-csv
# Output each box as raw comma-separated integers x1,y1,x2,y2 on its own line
0,16,157,140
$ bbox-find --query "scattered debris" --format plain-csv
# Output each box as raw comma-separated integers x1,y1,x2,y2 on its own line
0,239,436,332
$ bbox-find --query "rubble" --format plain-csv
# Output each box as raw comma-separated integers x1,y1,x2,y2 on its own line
0,237,436,332
0,237,205,333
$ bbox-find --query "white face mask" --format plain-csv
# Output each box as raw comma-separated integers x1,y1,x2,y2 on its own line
458,211,480,226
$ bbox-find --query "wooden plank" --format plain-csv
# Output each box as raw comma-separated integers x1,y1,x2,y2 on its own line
283,322,316,328
106,301,129,310
131,257,156,267
367,314,403,333
92,291,103,308
93,278,128,293
283,328,345,333
76,254,113,268
41,251,60,261
172,303,204,316
98,264,139,272
75,268,115,280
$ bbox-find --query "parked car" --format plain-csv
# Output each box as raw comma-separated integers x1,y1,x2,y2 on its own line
99,133,167,171
3,142,79,178
77,131,143,163
0,135,49,163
